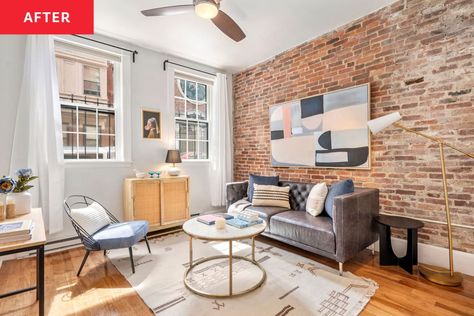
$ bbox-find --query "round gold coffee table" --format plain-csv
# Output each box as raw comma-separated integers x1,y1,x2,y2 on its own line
182,217,267,298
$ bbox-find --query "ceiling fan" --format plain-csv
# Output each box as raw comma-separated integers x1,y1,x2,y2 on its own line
141,0,246,42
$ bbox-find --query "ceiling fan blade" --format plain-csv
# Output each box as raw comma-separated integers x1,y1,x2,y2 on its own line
211,10,246,42
141,5,194,17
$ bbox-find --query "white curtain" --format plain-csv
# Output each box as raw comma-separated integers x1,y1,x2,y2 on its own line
209,73,233,207
10,35,65,234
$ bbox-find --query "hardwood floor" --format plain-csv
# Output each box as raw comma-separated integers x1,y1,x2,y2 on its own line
0,235,473,315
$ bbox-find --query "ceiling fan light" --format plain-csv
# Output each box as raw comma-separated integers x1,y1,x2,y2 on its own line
195,0,218,19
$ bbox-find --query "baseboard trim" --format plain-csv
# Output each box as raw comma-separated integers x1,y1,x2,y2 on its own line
372,238,474,276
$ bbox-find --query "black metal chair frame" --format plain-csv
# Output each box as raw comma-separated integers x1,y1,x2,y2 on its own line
64,195,151,276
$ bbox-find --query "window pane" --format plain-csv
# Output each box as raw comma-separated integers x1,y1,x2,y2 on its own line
175,79,185,98
175,120,187,139
198,122,208,141
98,135,115,159
79,134,97,159
197,83,207,102
175,98,185,118
198,103,207,120
199,141,208,159
188,121,197,140
78,109,97,133
63,133,77,159
186,100,196,119
61,106,76,132
176,140,187,160
83,65,100,97
98,111,114,134
186,81,196,100
187,140,197,160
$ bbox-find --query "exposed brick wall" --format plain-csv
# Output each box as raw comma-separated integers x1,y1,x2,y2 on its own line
233,0,474,253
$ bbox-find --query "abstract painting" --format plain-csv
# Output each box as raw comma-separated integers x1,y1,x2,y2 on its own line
270,84,370,169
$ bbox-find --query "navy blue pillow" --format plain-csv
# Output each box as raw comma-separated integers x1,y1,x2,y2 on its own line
248,174,279,202
325,179,354,218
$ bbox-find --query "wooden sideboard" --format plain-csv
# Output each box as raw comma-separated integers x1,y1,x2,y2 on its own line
123,176,189,231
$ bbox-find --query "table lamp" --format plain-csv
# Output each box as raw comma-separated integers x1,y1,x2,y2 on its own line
368,112,474,286
166,149,182,176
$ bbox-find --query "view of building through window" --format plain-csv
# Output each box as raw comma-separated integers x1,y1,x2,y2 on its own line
55,42,120,160
174,75,210,160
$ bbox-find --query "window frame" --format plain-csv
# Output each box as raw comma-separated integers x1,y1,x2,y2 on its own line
173,73,212,162
54,37,131,165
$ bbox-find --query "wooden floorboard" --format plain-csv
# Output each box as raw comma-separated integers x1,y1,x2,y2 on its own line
0,235,473,315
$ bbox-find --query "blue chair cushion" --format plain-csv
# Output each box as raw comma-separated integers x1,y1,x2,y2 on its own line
324,179,354,218
91,221,149,250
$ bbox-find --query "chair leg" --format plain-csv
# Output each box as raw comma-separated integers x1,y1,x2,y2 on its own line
145,236,151,254
77,250,90,277
339,262,343,276
129,247,135,274
103,250,107,256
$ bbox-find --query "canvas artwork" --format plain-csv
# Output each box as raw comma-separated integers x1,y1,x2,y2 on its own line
270,84,370,169
142,109,161,140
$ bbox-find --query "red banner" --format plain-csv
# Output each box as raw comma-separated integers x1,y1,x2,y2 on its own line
1,0,94,34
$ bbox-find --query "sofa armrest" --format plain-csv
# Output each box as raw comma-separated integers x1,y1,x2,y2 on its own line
333,188,379,263
226,181,249,209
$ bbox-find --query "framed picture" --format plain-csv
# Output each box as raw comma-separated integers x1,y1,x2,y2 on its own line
270,83,370,169
141,108,161,140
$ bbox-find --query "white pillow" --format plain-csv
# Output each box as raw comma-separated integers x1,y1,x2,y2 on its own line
306,183,328,216
252,184,290,209
70,202,111,235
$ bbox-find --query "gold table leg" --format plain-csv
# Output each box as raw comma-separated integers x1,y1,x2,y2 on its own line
189,236,193,267
252,237,255,261
229,240,233,296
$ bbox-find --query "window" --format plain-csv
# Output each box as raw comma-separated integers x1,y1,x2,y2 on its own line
55,41,122,160
174,75,211,160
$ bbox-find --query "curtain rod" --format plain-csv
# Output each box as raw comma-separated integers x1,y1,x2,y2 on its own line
72,35,138,63
163,59,216,77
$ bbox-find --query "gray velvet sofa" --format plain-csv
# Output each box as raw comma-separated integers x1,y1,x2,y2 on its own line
226,180,379,274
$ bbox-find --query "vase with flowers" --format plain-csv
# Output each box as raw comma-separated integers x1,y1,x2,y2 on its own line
10,168,38,215
0,176,16,220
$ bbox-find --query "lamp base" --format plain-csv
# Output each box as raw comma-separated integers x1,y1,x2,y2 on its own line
418,264,463,286
168,166,180,176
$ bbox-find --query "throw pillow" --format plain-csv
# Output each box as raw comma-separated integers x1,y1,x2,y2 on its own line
252,184,290,209
247,174,279,202
306,182,328,216
70,202,111,235
324,179,354,218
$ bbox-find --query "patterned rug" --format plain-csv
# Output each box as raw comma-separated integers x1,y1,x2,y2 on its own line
108,232,377,315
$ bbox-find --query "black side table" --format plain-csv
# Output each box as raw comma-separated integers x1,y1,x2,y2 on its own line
375,215,424,274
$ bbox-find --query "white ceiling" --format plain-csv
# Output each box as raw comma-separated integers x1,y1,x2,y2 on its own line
95,0,396,73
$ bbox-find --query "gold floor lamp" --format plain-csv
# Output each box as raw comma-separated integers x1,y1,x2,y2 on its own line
368,112,474,286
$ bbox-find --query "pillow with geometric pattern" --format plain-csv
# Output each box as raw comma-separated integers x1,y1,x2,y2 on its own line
252,184,290,209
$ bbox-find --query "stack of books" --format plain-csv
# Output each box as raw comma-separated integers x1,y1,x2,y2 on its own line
226,210,263,229
0,220,33,243
197,213,234,225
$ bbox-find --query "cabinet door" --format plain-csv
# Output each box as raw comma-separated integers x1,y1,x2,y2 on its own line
161,179,189,225
132,181,160,225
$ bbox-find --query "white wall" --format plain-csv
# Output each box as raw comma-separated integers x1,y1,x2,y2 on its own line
0,35,225,241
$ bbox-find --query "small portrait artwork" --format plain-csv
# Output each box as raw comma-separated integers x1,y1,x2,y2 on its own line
142,109,161,139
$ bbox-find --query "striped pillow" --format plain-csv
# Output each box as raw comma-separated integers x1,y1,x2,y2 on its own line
252,184,290,209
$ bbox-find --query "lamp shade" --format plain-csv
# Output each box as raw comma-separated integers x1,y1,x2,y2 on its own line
165,150,182,164
367,112,402,134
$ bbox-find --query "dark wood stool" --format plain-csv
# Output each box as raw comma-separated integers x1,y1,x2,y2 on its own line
375,215,424,274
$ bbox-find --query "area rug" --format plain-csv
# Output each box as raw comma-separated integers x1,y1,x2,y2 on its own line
108,232,377,315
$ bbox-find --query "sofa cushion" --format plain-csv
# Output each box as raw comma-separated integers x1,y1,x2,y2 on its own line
270,211,335,254
248,174,279,202
252,184,290,208
325,179,354,218
306,182,328,216
246,205,289,230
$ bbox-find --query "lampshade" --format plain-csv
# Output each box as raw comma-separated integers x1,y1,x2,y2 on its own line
367,112,402,134
166,150,182,164
195,0,219,19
